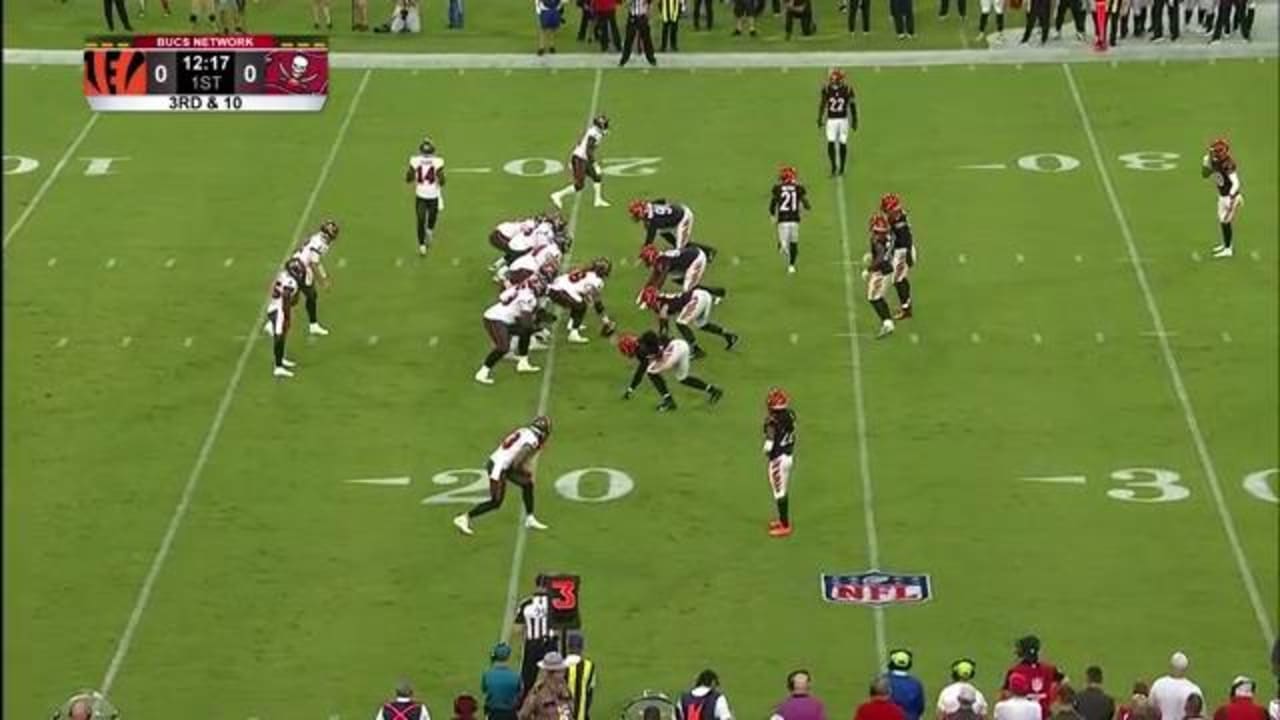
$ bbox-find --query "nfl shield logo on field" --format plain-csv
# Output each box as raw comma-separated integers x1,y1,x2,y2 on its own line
821,571,932,606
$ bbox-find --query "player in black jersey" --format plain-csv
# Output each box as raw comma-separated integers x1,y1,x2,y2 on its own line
880,193,915,319
769,166,812,274
629,198,696,249
637,244,726,299
639,285,739,359
863,213,896,338
617,330,723,411
817,69,858,177
763,387,797,538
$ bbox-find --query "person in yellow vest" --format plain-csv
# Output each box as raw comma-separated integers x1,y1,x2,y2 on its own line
565,632,597,720
658,0,685,50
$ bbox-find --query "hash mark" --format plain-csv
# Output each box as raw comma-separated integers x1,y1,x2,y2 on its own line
874,65,882,73
788,332,799,345
451,257,461,267
1221,331,1233,343
105,257,117,269
55,337,68,348
1074,254,1084,263
957,253,968,264
367,335,379,346
1249,250,1260,261
967,64,976,70
164,257,176,269
969,332,981,344
120,336,132,348
909,332,919,344
183,336,193,348
731,255,741,266
395,257,404,267
47,257,57,267
1110,60,1119,68
781,66,790,73
1191,251,1202,262
1015,63,1024,71
337,257,348,268
1032,332,1043,345
428,336,439,347
223,257,234,268
921,65,929,72
1015,253,1025,264
1094,332,1106,344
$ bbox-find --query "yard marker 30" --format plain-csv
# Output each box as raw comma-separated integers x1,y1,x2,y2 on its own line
1064,61,1275,649
96,69,375,697
497,67,605,645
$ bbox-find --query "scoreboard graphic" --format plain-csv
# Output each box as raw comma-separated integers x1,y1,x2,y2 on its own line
83,35,328,112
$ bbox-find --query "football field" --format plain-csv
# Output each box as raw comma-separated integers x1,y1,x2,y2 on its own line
4,55,1278,718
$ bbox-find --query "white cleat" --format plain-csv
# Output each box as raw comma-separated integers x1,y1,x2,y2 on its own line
308,323,330,336
1212,246,1234,259
516,358,542,373
567,330,589,344
474,368,495,385
281,358,297,368
550,192,565,209
594,198,611,208
877,319,896,338
453,514,474,536
524,514,550,531
529,337,550,351
788,266,797,275
418,244,428,256
273,366,294,378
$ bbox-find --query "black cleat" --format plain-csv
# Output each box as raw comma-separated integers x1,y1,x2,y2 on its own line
691,345,708,360
724,333,739,351
657,395,678,412
707,385,724,404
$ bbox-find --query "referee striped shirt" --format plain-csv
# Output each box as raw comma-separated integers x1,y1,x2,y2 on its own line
516,593,554,641
628,0,651,16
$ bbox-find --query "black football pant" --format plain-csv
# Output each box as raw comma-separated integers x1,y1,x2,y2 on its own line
1210,0,1250,38
890,0,915,33
660,19,680,49
847,0,870,30
938,0,967,17
619,16,657,65
1149,0,1179,38
1022,0,1050,41
520,636,560,691
300,283,319,324
692,0,714,27
104,0,134,29
1054,0,1085,32
595,11,621,50
415,197,439,248
576,6,594,40
784,7,814,36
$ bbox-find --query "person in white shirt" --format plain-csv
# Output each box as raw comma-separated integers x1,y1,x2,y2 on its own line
289,220,339,336
937,659,988,720
405,138,446,256
1150,652,1202,720
995,674,1042,720
453,416,552,535
475,280,543,384
550,115,611,210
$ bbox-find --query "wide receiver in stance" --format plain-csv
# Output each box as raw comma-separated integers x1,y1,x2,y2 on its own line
454,416,553,536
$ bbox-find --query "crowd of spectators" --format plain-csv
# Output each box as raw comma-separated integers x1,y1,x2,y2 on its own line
373,636,1280,720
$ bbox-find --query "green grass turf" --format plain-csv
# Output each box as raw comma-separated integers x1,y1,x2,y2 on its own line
7,0,982,52
4,59,1277,718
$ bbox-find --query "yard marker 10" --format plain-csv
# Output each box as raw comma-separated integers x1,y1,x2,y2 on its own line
82,35,328,112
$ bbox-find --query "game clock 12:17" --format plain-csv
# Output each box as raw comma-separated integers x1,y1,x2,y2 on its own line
176,52,234,93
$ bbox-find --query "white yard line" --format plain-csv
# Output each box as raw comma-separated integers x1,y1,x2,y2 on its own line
496,67,605,644
832,177,888,667
5,43,1276,70
3,113,99,251
1062,62,1276,650
98,68,374,696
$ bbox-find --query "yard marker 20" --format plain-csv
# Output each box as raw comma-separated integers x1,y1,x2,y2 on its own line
496,67,605,647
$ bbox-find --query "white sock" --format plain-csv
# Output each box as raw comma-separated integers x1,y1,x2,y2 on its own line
592,183,605,201
553,184,574,199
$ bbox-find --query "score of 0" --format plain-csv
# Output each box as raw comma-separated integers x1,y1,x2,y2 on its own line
83,35,328,112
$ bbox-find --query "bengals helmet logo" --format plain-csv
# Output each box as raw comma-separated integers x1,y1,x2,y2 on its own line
83,50,147,96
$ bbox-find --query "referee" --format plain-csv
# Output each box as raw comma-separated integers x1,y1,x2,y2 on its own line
619,0,657,67
513,584,560,692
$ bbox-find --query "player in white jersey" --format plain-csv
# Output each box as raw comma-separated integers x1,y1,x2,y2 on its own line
502,240,565,289
290,219,339,336
265,258,307,378
476,278,544,384
549,258,616,344
405,138,446,256
453,415,553,535
550,115,611,210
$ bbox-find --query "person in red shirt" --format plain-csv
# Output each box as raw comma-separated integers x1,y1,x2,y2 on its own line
1214,678,1266,720
1003,636,1061,719
591,0,622,49
857,677,908,720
